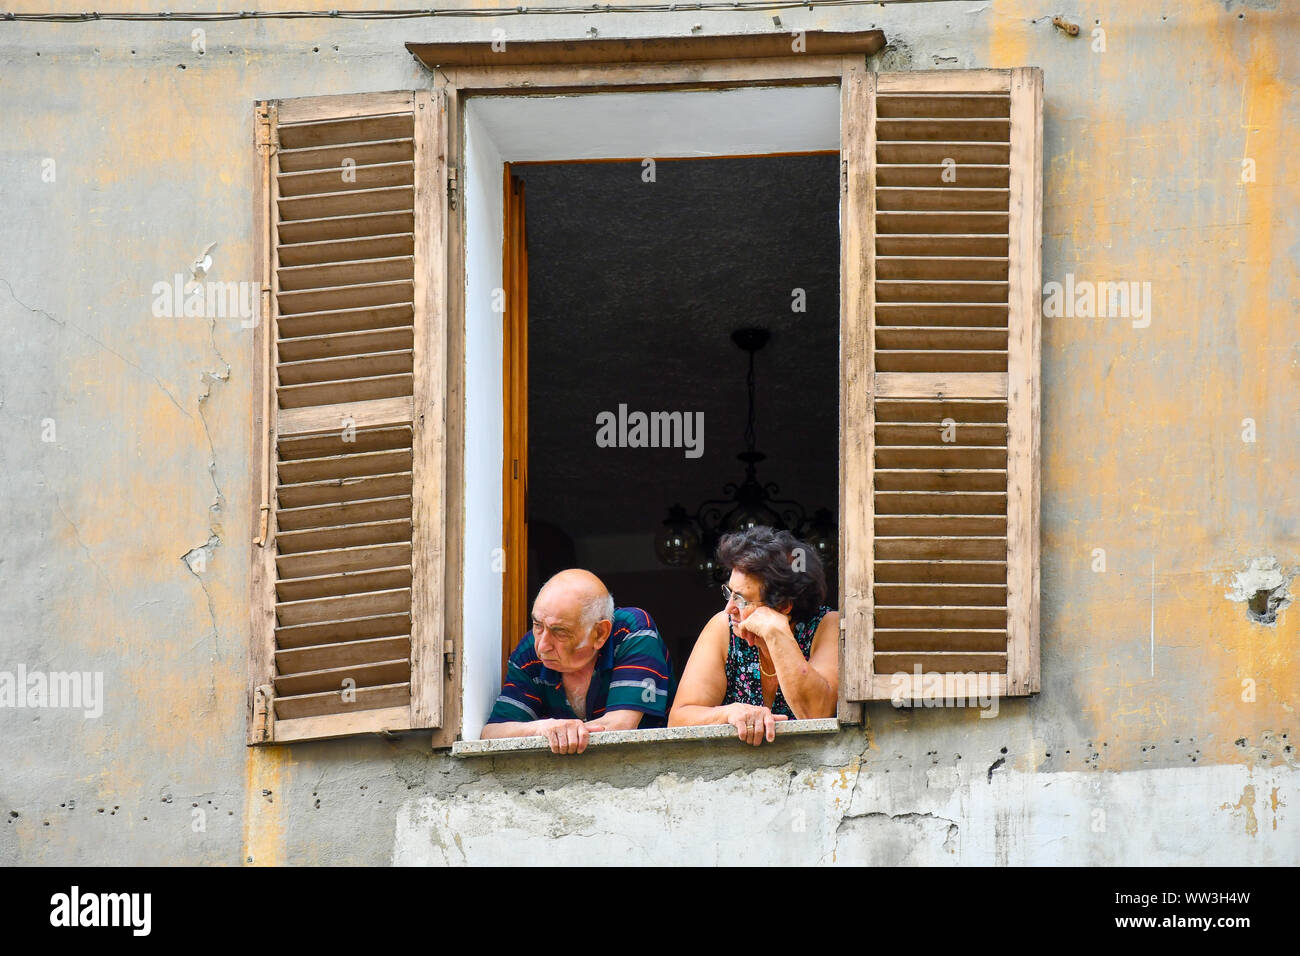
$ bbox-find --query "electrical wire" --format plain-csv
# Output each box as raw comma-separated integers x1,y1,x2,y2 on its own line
1,0,967,24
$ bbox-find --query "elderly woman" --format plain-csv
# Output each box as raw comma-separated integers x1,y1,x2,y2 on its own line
669,526,839,745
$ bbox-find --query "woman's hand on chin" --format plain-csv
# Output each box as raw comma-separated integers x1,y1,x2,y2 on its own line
736,606,791,647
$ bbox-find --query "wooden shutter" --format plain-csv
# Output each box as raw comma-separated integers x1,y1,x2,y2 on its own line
841,68,1042,703
247,90,450,743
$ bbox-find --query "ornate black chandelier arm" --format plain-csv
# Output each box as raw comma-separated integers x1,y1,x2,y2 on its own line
691,501,730,536
654,326,836,579
743,343,757,458
769,502,812,533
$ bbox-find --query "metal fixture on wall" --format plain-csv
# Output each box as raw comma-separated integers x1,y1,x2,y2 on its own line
654,327,837,584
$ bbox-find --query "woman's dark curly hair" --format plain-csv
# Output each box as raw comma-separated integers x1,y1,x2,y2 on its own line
717,525,827,622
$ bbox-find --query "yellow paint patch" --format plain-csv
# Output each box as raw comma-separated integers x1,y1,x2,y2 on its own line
835,758,859,790
861,718,878,752
1219,783,1258,838
243,745,292,866
988,0,1032,69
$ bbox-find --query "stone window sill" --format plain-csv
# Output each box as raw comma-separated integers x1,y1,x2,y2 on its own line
450,717,840,757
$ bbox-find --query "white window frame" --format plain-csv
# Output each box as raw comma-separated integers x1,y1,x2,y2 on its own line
459,85,843,742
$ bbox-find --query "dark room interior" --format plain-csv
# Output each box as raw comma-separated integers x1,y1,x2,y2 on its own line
518,153,841,674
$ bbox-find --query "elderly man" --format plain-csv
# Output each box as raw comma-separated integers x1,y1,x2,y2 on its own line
482,569,676,754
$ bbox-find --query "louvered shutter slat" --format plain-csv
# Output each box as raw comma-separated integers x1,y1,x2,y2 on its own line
277,234,416,269
275,635,413,675
274,683,411,721
275,543,413,581
278,211,415,246
277,326,416,363
275,565,413,603
277,139,416,174
274,613,411,651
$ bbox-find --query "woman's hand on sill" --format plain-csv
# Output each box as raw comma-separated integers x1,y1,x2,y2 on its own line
722,703,788,746
669,702,788,746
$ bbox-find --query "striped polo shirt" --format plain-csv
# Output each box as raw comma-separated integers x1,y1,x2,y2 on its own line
487,607,676,727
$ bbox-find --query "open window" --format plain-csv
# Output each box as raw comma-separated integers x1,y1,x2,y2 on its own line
245,38,1042,749
503,152,842,686
458,83,845,743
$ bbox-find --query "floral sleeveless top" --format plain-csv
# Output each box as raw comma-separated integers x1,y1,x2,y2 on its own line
723,605,833,718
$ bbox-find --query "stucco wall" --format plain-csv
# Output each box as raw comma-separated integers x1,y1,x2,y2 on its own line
0,0,1296,865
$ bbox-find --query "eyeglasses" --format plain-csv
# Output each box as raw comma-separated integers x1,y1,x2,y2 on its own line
721,584,763,611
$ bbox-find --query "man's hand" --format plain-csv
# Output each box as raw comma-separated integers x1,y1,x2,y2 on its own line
534,718,604,755
724,703,787,746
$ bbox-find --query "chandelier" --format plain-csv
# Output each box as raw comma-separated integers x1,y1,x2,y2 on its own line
654,327,836,584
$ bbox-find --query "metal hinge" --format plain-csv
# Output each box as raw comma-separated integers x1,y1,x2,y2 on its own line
841,159,849,193
447,167,458,209
255,103,279,153
444,640,456,668
253,684,275,743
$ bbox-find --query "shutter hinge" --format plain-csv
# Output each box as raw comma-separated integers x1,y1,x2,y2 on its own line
253,503,270,547
255,104,279,153
841,159,849,194
447,167,458,209
444,639,456,668
253,684,275,743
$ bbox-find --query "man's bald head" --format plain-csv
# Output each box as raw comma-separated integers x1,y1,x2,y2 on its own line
536,569,614,634
530,569,615,673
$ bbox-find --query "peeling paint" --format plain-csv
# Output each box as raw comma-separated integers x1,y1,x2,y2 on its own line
1219,783,1259,837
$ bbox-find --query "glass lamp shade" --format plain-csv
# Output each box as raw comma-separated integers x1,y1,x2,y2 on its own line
722,503,785,536
694,550,724,587
654,507,699,567
800,508,837,575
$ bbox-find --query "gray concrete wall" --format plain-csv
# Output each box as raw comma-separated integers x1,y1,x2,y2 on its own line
1,0,1296,865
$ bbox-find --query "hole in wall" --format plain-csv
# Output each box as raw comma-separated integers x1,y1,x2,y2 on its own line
1246,585,1289,624
1225,557,1294,625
